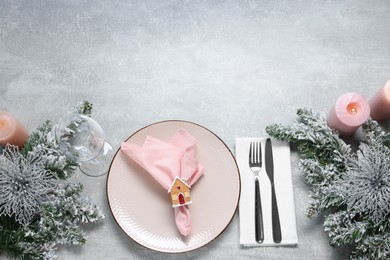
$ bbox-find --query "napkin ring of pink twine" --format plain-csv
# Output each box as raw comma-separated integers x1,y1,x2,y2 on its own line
120,128,205,236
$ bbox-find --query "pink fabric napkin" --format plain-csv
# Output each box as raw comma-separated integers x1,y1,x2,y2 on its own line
120,128,205,236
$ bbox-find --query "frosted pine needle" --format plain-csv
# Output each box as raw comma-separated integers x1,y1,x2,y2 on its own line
0,145,55,226
339,143,390,224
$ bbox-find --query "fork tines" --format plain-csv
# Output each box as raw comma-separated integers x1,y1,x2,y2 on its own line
249,141,262,167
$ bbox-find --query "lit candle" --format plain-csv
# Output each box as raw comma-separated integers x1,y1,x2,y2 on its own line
0,110,29,148
369,80,390,121
327,92,370,137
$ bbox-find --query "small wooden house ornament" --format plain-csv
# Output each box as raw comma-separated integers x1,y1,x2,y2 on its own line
168,177,192,208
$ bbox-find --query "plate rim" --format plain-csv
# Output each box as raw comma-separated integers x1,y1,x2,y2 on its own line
106,120,241,253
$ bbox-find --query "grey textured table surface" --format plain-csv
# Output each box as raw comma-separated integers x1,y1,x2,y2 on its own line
1,0,389,259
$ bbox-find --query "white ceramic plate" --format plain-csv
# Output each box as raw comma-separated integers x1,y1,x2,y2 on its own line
106,120,240,253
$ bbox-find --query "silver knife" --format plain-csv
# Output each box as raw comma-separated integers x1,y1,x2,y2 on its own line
265,138,282,243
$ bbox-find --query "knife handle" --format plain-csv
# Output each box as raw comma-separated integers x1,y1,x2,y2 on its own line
255,178,264,243
271,186,282,243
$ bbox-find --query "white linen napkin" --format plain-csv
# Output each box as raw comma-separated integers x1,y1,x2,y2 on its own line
236,138,298,246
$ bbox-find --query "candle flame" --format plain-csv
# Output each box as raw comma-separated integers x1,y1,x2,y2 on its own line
347,103,359,115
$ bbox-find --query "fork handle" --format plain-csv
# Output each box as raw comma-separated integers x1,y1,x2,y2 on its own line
255,178,264,243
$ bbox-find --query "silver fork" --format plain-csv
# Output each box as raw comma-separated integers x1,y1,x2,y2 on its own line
249,141,264,243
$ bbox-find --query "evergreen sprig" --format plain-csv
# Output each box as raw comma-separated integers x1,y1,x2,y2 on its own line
266,108,350,217
266,108,390,260
74,101,93,117
0,102,104,260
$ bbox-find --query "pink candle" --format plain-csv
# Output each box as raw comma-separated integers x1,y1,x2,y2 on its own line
327,92,370,137
0,111,29,148
369,80,390,121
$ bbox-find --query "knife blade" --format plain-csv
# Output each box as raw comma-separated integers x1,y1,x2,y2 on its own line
265,138,282,243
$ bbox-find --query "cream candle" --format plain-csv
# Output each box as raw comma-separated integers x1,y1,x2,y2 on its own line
0,111,29,148
369,80,390,121
327,92,370,137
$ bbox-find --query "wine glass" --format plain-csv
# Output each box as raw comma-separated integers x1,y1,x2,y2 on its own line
54,113,114,177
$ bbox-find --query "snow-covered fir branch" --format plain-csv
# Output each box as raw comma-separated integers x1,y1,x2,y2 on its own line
266,108,390,260
0,101,104,260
